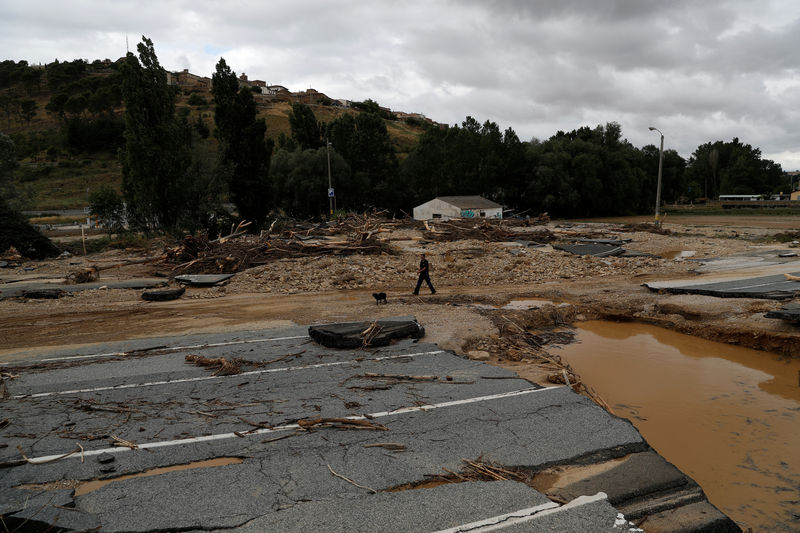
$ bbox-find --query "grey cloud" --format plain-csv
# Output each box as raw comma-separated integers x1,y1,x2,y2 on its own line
1,0,798,169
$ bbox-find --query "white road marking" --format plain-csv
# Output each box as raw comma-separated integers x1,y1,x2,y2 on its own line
23,386,559,463
429,502,559,533
0,335,311,366
10,350,445,399
430,493,608,533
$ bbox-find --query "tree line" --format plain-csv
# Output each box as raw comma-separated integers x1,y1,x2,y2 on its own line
2,38,790,239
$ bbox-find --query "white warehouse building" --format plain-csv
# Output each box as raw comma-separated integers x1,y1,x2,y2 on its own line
412,196,503,221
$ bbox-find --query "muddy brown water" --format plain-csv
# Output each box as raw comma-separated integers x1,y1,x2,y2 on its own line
73,457,244,496
557,321,800,533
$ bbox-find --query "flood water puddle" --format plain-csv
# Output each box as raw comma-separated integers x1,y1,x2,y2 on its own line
557,321,799,532
74,457,243,496
661,250,696,260
467,299,555,310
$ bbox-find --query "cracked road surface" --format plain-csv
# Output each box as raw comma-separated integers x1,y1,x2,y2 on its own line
2,321,664,531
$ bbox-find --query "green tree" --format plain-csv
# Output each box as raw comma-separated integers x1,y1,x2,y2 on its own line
89,185,126,234
685,139,783,198
0,132,18,197
19,99,37,125
188,92,207,106
212,58,273,226
45,93,69,122
351,112,398,208
288,102,322,150
120,36,196,234
269,147,350,217
327,111,397,209
0,94,18,127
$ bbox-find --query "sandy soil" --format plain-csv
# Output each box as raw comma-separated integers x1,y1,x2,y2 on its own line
1,216,798,367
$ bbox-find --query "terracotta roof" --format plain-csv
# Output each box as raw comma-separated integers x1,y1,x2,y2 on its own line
436,196,502,209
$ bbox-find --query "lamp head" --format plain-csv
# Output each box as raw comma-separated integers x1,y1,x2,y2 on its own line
648,127,656,131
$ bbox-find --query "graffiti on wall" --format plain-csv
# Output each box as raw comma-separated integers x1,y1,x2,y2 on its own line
460,209,502,218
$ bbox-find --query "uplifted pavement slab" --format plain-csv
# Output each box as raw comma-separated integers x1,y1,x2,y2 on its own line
0,278,167,299
554,243,626,257
308,316,425,348
544,451,690,506
690,249,800,273
108,481,550,533
637,501,742,533
174,273,234,286
190,483,643,533
497,494,643,533
765,302,800,323
553,243,656,258
646,271,800,300
0,322,732,532
0,323,311,365
0,487,101,532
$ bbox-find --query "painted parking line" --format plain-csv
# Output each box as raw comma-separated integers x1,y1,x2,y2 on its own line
22,386,559,464
0,335,311,366
10,350,446,399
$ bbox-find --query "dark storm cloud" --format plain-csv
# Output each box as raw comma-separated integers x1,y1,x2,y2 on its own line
0,0,798,168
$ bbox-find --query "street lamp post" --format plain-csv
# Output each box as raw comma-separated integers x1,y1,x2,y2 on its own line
326,140,333,216
649,126,664,225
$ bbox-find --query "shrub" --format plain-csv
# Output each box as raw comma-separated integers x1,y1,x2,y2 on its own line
187,93,207,106
89,185,126,234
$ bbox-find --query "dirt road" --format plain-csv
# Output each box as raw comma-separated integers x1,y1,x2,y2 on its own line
2,216,798,361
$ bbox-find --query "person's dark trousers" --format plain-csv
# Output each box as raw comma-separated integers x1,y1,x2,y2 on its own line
414,273,435,294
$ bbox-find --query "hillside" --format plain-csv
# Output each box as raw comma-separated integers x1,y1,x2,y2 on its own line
0,59,428,211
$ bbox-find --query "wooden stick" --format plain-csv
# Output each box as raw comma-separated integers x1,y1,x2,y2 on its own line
362,442,407,451
327,464,377,493
110,435,137,449
17,445,81,464
262,431,301,444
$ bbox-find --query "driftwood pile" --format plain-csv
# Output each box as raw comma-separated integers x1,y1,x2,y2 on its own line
389,457,529,491
161,216,399,275
421,216,553,243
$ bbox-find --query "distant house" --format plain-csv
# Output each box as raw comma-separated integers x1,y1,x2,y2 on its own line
166,69,211,90
413,196,503,221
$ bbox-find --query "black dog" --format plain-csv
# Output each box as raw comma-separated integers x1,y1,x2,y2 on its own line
372,292,388,304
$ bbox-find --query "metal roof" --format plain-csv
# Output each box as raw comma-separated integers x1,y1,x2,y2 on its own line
435,196,502,209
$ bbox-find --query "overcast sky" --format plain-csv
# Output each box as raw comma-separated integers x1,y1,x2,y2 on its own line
2,0,799,171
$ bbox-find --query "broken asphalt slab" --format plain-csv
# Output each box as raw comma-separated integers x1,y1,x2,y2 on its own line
0,278,167,299
553,243,657,258
645,271,800,300
765,302,800,323
0,322,738,532
308,316,425,348
173,273,234,286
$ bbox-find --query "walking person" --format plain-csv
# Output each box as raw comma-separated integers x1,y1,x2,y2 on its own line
413,253,436,295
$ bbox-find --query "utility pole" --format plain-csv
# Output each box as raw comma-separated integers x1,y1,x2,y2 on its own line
649,126,664,225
